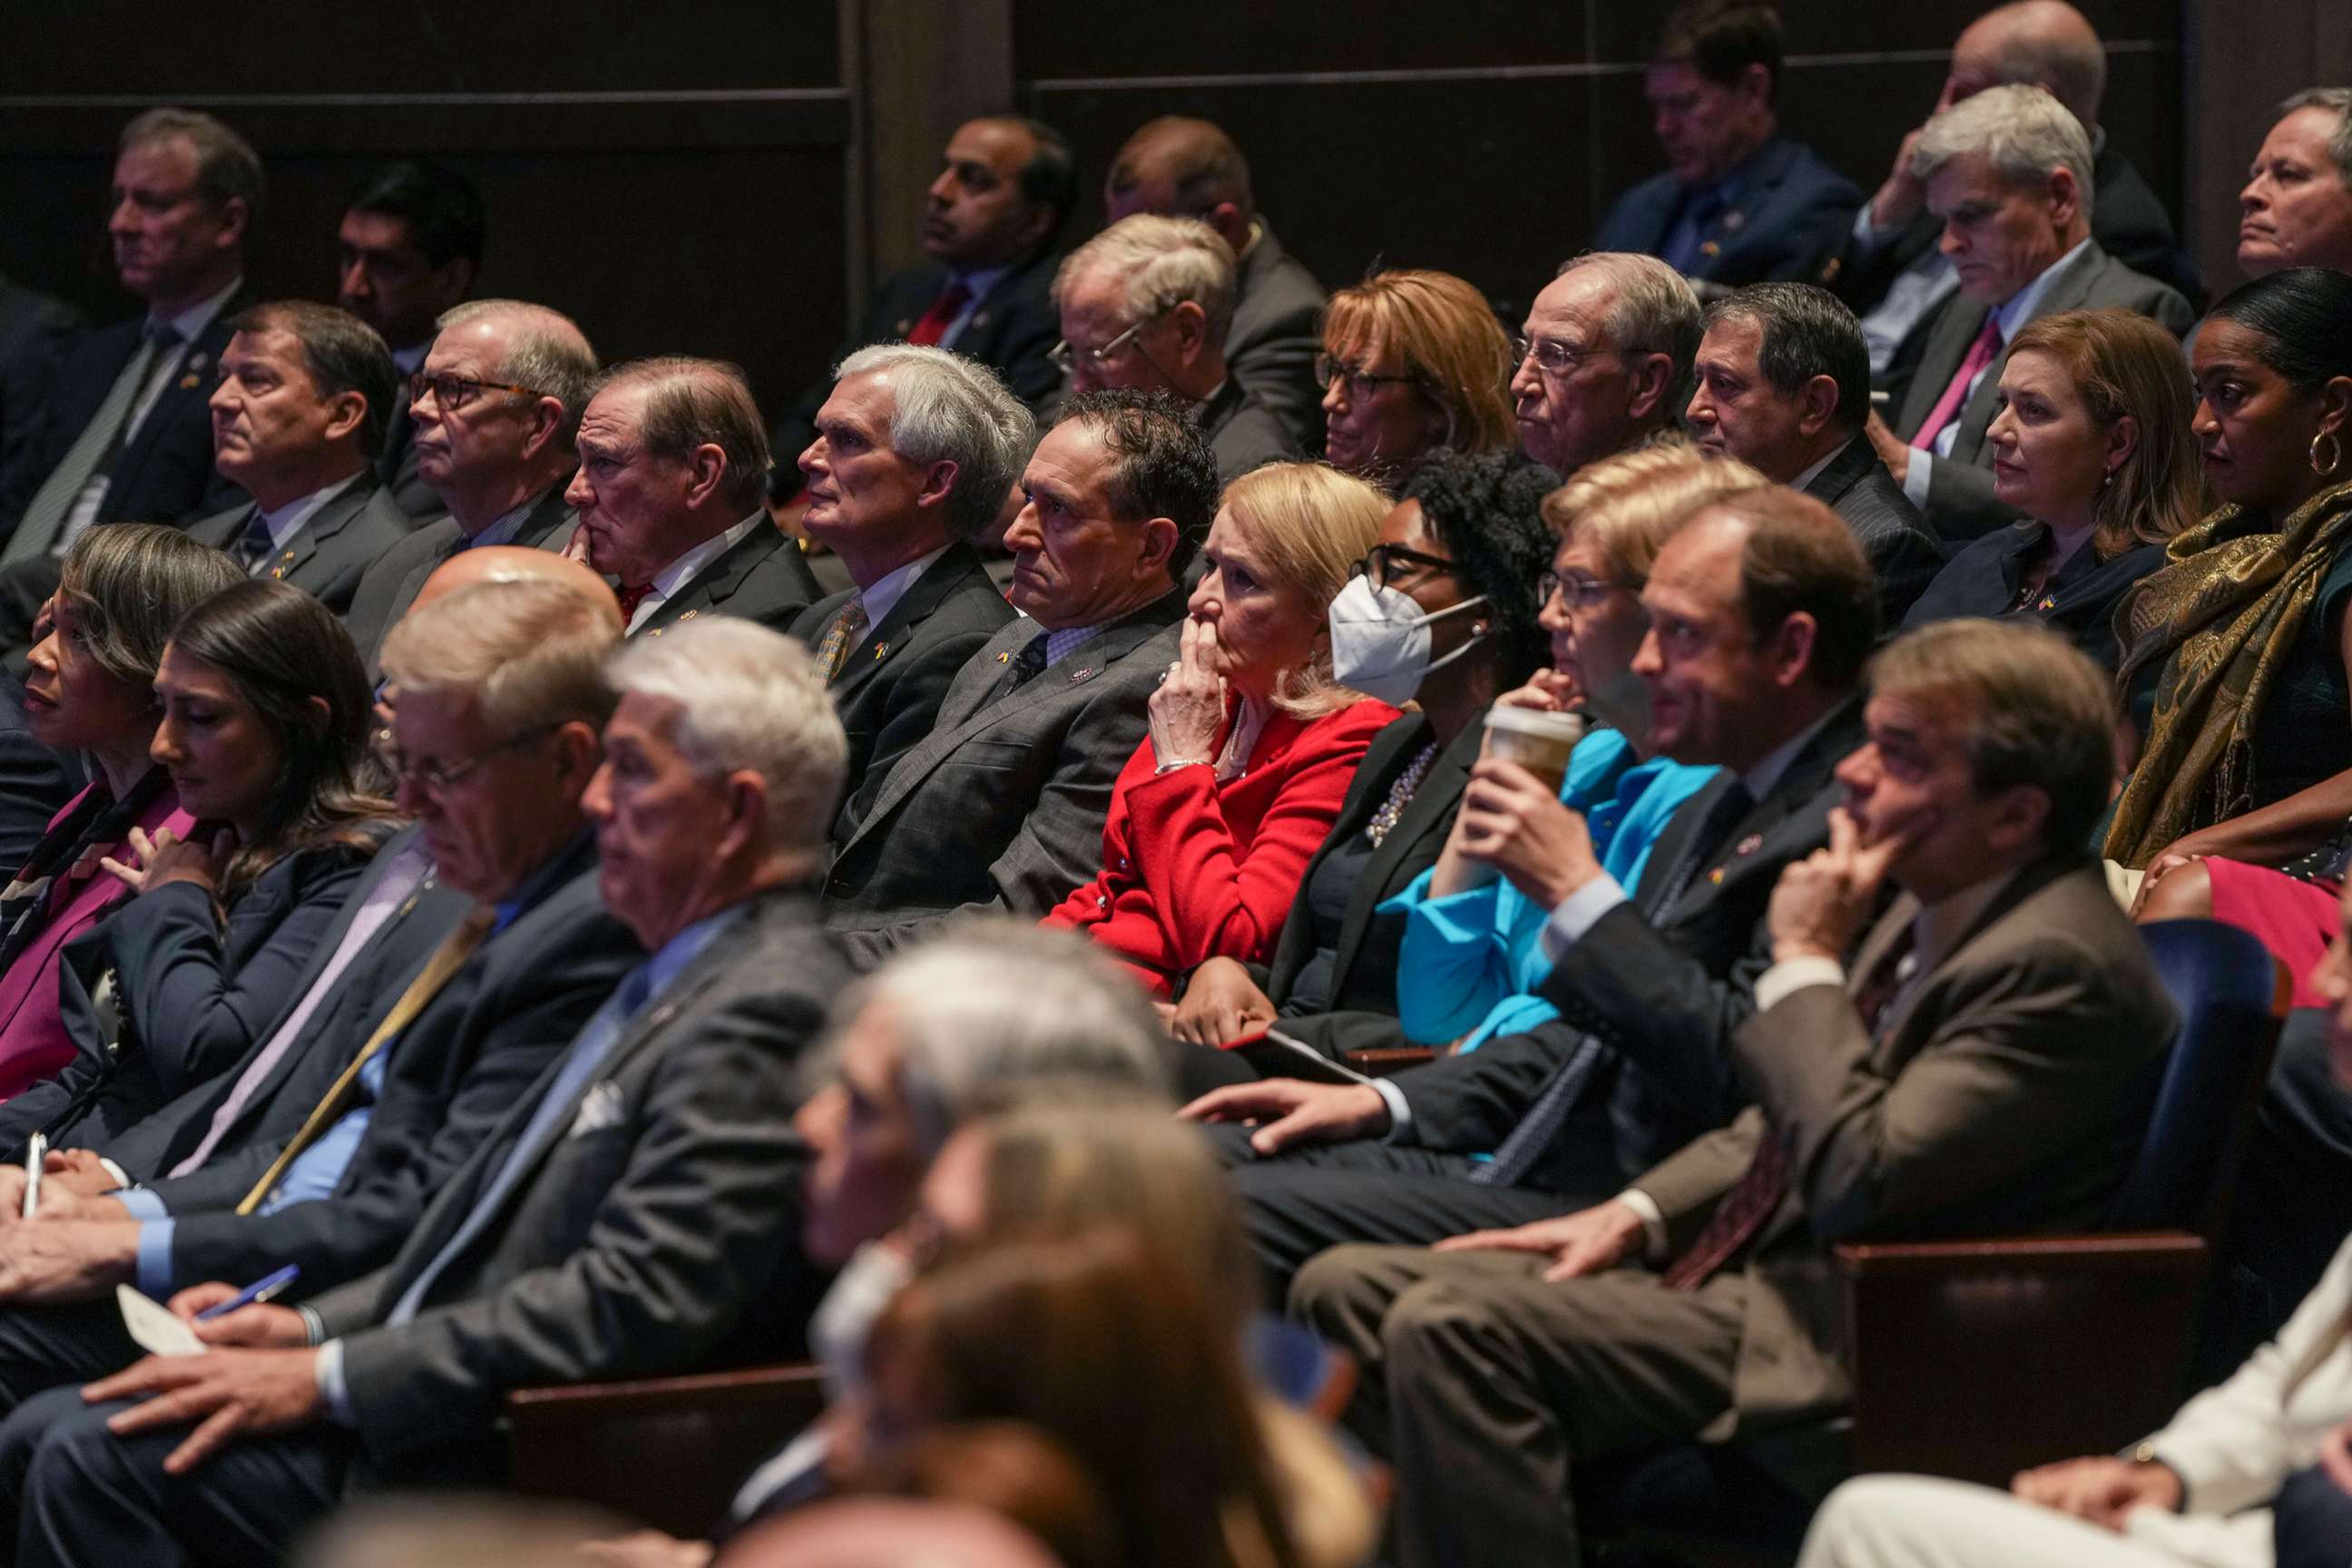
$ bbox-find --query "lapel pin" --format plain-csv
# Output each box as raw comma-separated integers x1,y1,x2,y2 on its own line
871,642,889,661
1709,867,1727,885
1700,240,1721,258
971,311,990,328
1069,665,1096,683
1721,210,1745,232
2037,595,2056,611
178,373,201,389
270,566,286,579
679,609,698,622
186,351,206,370
894,318,914,335
1736,834,1763,856
996,651,1012,664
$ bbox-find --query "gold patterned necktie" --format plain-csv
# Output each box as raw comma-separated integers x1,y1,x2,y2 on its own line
815,596,869,681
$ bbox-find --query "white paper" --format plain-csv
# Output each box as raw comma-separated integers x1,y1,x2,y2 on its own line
115,1285,206,1357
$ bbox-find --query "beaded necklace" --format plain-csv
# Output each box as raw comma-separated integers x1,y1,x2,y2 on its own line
1364,740,1443,848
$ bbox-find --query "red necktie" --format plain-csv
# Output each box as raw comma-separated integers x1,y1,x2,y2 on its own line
615,582,655,622
1912,315,2004,452
906,279,973,348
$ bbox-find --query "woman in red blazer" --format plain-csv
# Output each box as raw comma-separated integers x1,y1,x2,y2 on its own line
1045,464,1399,995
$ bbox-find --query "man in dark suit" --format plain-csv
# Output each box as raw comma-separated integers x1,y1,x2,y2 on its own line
334,161,486,519
340,299,597,673
1186,489,1879,1290
1595,0,1862,294
1688,283,1941,624
182,302,411,613
1835,2,2203,408
0,620,857,1563
0,279,81,525
1293,618,2173,1568
791,344,1026,809
1052,216,1295,484
1513,253,1702,479
824,389,1213,965
0,581,644,1418
1104,117,1328,452
769,117,1073,487
568,358,818,642
1865,85,2194,546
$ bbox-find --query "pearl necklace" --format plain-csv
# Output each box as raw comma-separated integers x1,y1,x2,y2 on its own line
1365,741,1443,848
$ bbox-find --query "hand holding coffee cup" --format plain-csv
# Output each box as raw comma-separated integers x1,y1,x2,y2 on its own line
1482,706,1588,795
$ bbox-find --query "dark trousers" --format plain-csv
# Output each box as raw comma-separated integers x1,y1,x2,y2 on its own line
0,1303,140,1416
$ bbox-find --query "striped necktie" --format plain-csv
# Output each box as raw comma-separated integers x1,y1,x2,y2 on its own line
815,597,869,681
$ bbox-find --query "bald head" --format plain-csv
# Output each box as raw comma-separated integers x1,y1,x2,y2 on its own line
409,544,622,629
723,1500,1063,1568
1104,117,1255,254
1948,1,2105,126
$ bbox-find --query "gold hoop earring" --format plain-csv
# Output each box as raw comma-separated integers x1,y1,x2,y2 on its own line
2316,430,2344,478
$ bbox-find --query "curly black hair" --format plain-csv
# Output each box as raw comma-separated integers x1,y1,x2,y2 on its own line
1400,448,1560,689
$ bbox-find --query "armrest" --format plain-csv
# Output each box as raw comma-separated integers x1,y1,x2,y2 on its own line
1836,1230,2210,1278
1345,1047,1434,1078
506,1363,827,1537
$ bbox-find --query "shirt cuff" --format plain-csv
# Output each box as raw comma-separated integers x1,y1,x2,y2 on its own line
1537,875,1630,965
133,1220,177,1298
1902,450,1934,509
1754,956,1847,1014
1369,1076,1413,1143
98,1158,130,1190
1617,1188,1671,1261
114,1187,167,1221
314,1339,356,1426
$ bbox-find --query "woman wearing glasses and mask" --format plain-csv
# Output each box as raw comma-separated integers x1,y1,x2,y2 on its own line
1169,451,1556,1067
1318,270,1517,486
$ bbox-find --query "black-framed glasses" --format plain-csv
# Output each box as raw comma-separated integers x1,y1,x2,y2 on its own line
408,370,542,413
1315,353,1419,401
1048,307,1171,375
1356,543,1460,590
1513,335,1625,377
381,722,558,796
1538,569,1618,610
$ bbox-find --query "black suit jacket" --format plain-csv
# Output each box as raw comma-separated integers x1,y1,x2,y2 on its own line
1801,437,1942,629
0,290,253,536
1199,377,1299,484
1395,698,1870,1184
1902,524,2166,672
0,670,80,879
1263,714,1478,1058
1595,137,1863,290
187,474,414,615
1228,220,1329,453
635,516,820,639
789,542,1016,809
339,486,576,676
0,279,83,529
825,592,1187,966
770,250,1064,483
309,887,846,1477
1894,242,2194,544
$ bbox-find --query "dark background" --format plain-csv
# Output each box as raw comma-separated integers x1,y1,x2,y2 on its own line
0,0,2340,423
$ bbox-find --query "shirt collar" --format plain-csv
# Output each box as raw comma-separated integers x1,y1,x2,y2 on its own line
254,473,362,554
1788,437,1853,495
152,276,241,347
1910,868,2021,975
855,544,950,633
639,901,750,1000
952,265,1008,303
644,511,762,600
1994,238,2093,340
1740,705,1840,803
466,485,559,547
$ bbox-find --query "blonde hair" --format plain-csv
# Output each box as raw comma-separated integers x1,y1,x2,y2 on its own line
1321,269,1518,456
378,578,620,735
1217,462,1389,718
2004,309,2206,559
1539,439,1772,587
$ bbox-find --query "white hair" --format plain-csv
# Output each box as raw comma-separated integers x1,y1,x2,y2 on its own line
604,618,847,866
830,343,1036,540
1053,213,1240,347
1911,83,2097,221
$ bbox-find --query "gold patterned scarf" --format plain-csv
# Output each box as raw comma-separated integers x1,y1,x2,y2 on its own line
2105,479,2352,867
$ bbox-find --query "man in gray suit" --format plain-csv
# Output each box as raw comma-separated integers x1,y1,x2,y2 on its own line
1688,282,1942,625
0,619,856,1563
1865,85,2194,545
1103,117,1328,452
186,301,411,613
823,389,1213,966
1292,618,2176,1568
340,299,597,671
1053,215,1296,484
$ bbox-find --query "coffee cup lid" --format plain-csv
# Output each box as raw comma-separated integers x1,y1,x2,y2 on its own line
1484,706,1587,741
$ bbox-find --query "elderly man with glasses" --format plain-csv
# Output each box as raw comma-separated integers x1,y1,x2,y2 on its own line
1051,214,1296,484
1510,252,1703,479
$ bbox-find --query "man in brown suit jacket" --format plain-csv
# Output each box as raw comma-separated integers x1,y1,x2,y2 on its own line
1291,618,2178,1568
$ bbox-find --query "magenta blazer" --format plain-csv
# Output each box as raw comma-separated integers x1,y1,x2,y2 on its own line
0,781,191,1102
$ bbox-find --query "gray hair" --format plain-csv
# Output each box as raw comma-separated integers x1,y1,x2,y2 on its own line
120,107,264,217
604,618,846,867
1911,83,2097,222
380,578,619,736
1053,214,1239,347
2278,88,2352,183
1558,251,1704,420
436,299,599,447
832,344,1037,541
837,922,1172,1158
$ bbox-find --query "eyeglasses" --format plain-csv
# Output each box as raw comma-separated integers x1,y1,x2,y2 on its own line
1048,308,1171,375
1513,336,1625,377
1315,354,1420,401
381,723,557,796
1355,543,1460,590
1538,570,1619,610
408,370,543,414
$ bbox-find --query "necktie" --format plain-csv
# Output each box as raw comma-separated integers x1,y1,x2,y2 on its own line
1475,780,1756,1189
237,510,276,573
906,279,974,348
815,596,869,681
233,904,497,1214
614,582,656,624
385,959,657,1326
988,632,1050,703
1663,187,1728,276
4,324,173,566
1911,314,2004,453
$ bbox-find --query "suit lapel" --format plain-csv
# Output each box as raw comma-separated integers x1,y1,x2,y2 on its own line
640,520,776,634
1800,437,1870,510
828,544,984,710
1326,717,1471,984
1898,299,1990,436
